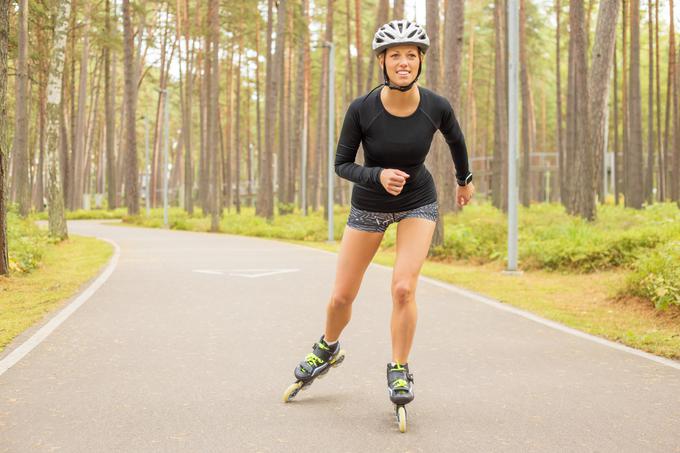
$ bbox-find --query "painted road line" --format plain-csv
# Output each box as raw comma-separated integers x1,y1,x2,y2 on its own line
0,238,121,377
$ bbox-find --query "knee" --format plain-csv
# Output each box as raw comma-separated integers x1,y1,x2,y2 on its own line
392,280,414,305
330,292,354,308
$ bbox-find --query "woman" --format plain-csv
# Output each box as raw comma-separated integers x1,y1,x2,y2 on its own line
284,20,474,413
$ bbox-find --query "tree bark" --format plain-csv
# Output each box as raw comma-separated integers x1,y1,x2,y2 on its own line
71,15,90,210
123,0,139,215
0,0,9,274
626,0,643,209
354,0,363,95
576,0,619,220
655,0,664,200
105,0,116,209
275,0,288,209
662,0,674,202
365,0,389,91
426,0,444,248
613,42,620,203
556,0,564,204
393,0,405,19
47,0,72,238
442,0,465,214
13,0,29,216
520,0,536,207
256,0,275,219
645,0,654,204
255,16,263,213
208,0,220,230
493,0,508,211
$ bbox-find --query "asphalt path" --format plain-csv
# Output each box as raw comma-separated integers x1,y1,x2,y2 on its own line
1,220,679,452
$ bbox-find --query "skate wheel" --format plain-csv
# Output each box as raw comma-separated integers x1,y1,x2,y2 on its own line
330,349,346,368
397,405,407,433
282,381,303,403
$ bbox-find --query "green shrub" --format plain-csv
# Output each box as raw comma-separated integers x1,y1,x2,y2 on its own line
626,241,680,309
7,211,55,274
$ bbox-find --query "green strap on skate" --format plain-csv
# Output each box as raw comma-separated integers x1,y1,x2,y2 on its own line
305,353,325,367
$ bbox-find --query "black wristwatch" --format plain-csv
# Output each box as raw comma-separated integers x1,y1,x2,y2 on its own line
457,173,473,187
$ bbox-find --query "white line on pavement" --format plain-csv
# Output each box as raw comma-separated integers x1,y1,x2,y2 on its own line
0,238,121,377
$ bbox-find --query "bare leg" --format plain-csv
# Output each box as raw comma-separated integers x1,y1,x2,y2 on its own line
324,226,384,342
391,217,436,363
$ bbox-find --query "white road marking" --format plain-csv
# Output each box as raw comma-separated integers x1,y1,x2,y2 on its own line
192,268,300,278
0,238,121,377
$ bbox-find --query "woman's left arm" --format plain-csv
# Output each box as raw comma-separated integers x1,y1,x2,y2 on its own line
439,99,471,184
440,99,474,206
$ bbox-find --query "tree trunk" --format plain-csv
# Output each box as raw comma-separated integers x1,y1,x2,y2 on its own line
123,0,139,215
293,0,307,212
614,43,620,203
46,0,72,239
576,0,619,220
208,0,220,230
275,0,288,209
235,38,243,213
255,17,263,213
183,0,194,214
256,0,275,219
426,0,443,248
662,0,674,202
71,16,90,210
13,0,29,216
565,0,588,214
655,0,664,200
365,0,389,91
354,0,362,95
674,43,680,205
442,0,465,214
645,0,654,204
0,0,9,274
493,0,508,211
393,0,405,18
33,64,48,211
626,0,643,209
556,0,564,204
520,0,536,207
622,0,629,204
105,0,116,209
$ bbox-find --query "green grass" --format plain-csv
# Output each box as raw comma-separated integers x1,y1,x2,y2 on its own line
0,236,114,353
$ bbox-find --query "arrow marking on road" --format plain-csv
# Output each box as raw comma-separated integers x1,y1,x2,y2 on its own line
193,269,300,278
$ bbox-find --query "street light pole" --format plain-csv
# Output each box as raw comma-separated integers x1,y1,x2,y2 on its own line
506,0,520,273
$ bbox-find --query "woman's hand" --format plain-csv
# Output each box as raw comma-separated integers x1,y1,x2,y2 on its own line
379,169,410,196
456,182,475,207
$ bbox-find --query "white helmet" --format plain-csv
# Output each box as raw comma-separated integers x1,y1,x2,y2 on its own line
372,20,430,56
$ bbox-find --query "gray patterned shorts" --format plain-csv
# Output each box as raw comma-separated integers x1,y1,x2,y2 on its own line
346,201,439,233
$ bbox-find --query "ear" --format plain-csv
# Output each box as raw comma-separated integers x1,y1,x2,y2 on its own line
378,53,384,69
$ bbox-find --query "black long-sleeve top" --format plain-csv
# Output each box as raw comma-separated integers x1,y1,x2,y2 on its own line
334,86,470,212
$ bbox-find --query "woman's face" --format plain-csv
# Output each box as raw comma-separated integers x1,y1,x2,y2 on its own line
379,45,422,86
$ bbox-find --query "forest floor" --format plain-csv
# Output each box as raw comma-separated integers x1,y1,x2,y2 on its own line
0,236,113,353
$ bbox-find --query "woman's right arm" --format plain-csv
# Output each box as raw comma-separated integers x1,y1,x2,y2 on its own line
334,102,383,188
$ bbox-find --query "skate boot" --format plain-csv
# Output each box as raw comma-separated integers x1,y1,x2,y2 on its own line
387,362,414,433
282,335,346,402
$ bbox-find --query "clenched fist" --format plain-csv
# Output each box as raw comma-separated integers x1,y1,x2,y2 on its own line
379,169,410,196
